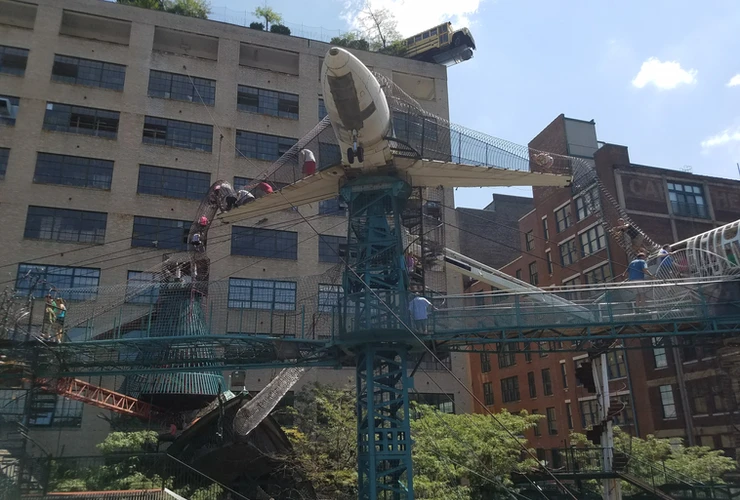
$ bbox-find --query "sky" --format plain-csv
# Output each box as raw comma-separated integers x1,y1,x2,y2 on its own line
208,0,740,209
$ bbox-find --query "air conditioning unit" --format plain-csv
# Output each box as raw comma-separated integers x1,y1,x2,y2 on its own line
0,98,18,119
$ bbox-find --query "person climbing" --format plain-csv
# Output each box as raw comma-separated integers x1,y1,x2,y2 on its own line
409,293,433,334
191,232,203,251
612,217,646,255
235,189,255,207
621,252,653,308
199,215,209,227
252,182,274,199
219,181,238,211
55,298,66,343
42,294,57,340
299,149,316,176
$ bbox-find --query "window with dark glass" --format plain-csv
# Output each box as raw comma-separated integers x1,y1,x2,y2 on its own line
318,98,328,120
612,395,634,428
319,234,346,263
566,402,574,429
237,85,298,119
480,352,491,373
546,407,557,435
228,278,296,310
125,271,160,304
542,216,549,241
24,206,107,244
34,153,113,189
235,130,296,162
525,230,535,251
29,393,83,427
501,376,520,403
232,226,298,260
584,263,611,284
575,185,600,221
523,343,532,362
409,393,455,414
319,197,347,216
143,116,213,152
533,410,541,436
527,371,537,398
541,368,553,396
319,142,341,170
318,284,342,313
408,353,452,371
559,239,578,266
546,251,553,274
52,55,126,90
560,363,568,388
0,95,19,126
148,70,215,105
580,225,606,256
607,350,626,379
131,216,189,250
580,399,598,427
0,147,9,179
659,385,677,419
43,102,119,138
554,205,572,233
15,263,100,300
137,165,210,200
528,261,538,286
0,45,29,76
498,343,516,368
668,182,708,218
515,269,522,280
483,382,494,406
0,390,25,424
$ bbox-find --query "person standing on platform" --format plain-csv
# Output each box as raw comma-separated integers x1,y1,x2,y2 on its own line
409,294,433,334
299,149,316,176
622,252,653,308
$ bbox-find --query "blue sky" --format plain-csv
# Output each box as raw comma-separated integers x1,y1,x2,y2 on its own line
209,0,740,209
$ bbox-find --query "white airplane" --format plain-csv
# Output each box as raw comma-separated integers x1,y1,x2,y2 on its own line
219,47,571,224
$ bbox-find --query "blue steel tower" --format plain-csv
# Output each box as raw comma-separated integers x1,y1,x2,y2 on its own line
340,176,415,499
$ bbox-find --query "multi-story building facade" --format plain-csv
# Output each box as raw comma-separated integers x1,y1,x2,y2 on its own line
0,0,469,456
456,194,533,269
467,114,740,463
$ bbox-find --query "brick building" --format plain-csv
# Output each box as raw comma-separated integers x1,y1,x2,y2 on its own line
467,114,740,462
456,194,533,268
0,0,468,456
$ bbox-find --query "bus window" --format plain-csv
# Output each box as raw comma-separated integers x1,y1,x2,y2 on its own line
415,34,422,42
430,28,437,36
440,24,448,33
423,31,429,39
440,33,448,43
407,37,414,46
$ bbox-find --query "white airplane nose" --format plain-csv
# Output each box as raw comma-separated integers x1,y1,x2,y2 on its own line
324,47,351,73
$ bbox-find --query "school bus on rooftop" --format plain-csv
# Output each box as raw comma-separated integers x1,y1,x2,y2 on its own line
401,22,476,65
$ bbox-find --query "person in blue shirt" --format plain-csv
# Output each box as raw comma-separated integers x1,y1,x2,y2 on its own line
409,294,433,334
621,253,653,307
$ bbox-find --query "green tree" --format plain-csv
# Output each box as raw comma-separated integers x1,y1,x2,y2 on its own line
284,382,542,499
116,0,211,19
96,430,159,454
270,24,291,35
571,427,737,494
330,32,370,51
356,4,402,50
253,6,283,31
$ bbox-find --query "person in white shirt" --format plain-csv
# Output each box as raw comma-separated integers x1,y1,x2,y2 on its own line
409,294,433,334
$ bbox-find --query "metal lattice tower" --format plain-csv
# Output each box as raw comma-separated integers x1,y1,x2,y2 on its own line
340,176,415,499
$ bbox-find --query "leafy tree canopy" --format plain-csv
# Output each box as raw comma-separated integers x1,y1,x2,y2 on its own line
330,32,370,52
284,382,542,500
253,6,283,30
116,0,211,19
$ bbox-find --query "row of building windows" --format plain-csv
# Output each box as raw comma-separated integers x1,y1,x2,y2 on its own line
20,204,346,259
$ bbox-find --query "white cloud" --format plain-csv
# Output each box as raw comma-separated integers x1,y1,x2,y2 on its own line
727,74,740,87
342,0,483,39
631,57,697,90
701,127,740,149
